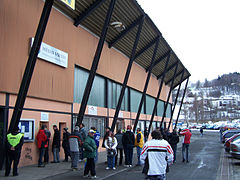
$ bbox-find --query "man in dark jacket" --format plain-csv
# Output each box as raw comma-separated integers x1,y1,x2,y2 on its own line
79,123,86,161
52,125,60,163
5,127,24,176
44,126,51,164
168,129,179,163
36,125,47,167
122,125,135,167
83,129,97,179
62,128,70,162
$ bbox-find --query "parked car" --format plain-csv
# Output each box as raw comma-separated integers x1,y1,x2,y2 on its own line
224,133,240,152
222,129,240,143
230,139,240,159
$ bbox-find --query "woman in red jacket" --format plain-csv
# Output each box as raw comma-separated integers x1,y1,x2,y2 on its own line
36,125,47,167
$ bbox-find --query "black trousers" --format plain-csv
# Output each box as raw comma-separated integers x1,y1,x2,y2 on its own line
44,147,49,163
84,158,96,176
115,148,123,166
5,150,21,176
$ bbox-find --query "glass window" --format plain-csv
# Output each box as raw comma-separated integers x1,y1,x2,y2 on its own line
74,66,105,107
146,95,155,115
130,89,144,113
157,100,164,117
107,80,128,111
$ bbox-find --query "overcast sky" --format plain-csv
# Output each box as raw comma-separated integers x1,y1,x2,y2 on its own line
137,0,240,83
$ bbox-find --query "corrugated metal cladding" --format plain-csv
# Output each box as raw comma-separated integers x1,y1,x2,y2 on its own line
53,0,190,88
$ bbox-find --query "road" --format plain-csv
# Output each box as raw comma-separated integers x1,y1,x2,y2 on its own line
43,130,221,180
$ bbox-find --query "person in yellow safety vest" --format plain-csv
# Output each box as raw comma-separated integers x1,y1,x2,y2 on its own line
5,127,24,177
134,128,144,166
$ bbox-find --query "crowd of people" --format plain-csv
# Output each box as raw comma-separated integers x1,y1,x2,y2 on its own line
5,123,192,180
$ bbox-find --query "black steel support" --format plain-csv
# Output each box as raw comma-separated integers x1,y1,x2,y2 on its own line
160,62,179,128
147,53,171,137
134,36,159,60
174,77,189,129
133,37,160,133
110,16,145,132
167,70,185,131
157,61,178,79
8,0,54,133
146,50,171,72
74,0,107,26
108,15,144,48
76,0,116,126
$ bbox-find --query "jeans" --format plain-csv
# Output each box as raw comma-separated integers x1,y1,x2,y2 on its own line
53,147,60,162
107,155,115,168
94,149,98,163
84,158,96,176
136,146,142,165
38,147,45,165
124,144,133,165
182,143,189,161
44,147,49,163
71,151,79,168
171,144,177,162
115,148,123,166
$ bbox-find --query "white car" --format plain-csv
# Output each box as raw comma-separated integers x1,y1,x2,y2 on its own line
230,139,240,159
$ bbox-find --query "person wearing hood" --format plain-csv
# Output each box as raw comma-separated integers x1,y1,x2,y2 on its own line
36,125,47,167
62,127,71,162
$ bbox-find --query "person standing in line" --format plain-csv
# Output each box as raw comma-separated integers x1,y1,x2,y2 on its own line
104,131,118,170
91,127,100,163
36,125,47,167
200,127,203,137
52,125,60,163
102,127,111,148
135,128,144,166
168,128,179,163
180,129,192,163
44,126,51,164
79,123,87,161
115,130,123,166
5,127,24,177
83,129,97,179
69,126,83,170
122,125,135,167
144,127,149,142
62,128,71,162
140,130,173,180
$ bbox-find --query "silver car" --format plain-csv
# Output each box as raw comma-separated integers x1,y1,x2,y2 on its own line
230,139,240,159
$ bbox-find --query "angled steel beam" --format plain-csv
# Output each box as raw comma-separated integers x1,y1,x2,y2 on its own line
74,0,107,26
108,15,144,48
157,61,178,79
174,77,190,129
166,68,185,85
134,36,160,60
147,53,171,138
160,62,179,128
167,70,185,131
76,0,116,126
146,50,171,72
8,0,54,133
111,16,145,132
133,37,160,133
173,74,189,89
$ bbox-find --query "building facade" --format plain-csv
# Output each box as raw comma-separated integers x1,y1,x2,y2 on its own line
0,0,189,167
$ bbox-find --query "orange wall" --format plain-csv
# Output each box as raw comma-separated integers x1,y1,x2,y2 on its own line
0,0,171,104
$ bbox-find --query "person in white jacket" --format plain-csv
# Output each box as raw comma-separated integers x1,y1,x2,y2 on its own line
140,130,173,180
104,131,118,170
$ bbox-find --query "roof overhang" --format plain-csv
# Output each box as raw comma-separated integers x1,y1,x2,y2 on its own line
54,0,191,88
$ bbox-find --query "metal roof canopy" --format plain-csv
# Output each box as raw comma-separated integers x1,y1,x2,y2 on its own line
54,0,191,88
